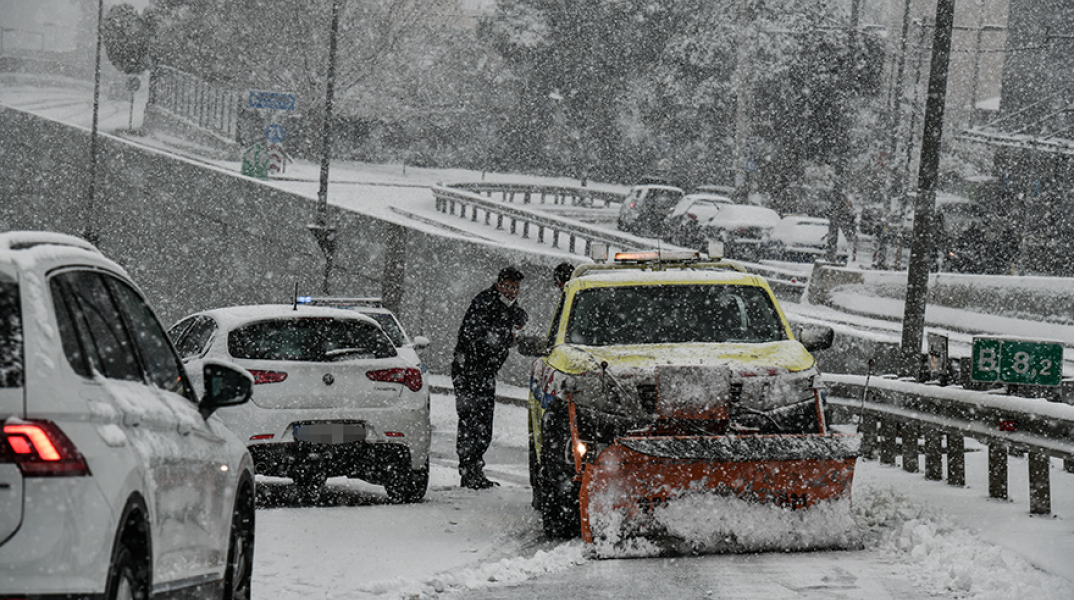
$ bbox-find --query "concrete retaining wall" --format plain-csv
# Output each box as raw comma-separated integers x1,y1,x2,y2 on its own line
0,106,568,385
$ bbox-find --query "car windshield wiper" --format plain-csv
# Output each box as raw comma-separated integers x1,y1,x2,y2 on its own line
324,348,373,359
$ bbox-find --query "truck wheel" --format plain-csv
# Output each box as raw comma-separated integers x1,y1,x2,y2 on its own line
537,411,580,539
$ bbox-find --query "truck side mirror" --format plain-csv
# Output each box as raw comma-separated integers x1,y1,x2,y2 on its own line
796,325,834,352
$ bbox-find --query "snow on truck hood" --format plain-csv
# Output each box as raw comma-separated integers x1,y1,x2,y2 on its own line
545,339,816,375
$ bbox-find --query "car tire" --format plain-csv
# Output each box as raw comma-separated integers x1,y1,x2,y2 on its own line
537,410,580,539
385,457,429,504
106,544,148,600
224,479,255,600
292,466,327,489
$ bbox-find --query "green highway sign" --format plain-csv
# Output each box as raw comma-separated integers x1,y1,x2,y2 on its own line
971,337,1063,387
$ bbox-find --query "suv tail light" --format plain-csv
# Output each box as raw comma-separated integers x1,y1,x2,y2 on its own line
366,368,423,392
2,421,90,477
249,369,288,384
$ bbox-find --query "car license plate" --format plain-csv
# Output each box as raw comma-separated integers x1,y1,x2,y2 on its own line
292,422,366,444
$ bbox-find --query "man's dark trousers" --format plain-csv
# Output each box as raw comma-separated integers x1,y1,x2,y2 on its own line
454,371,497,481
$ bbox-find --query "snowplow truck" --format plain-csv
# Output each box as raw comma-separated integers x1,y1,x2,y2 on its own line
519,252,859,554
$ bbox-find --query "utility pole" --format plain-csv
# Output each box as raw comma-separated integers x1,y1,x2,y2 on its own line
309,0,342,294
731,0,751,203
84,0,104,246
901,0,957,376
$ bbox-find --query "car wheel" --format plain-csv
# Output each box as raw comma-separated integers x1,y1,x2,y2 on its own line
537,410,580,539
106,544,148,600
385,457,429,504
224,480,255,600
292,466,327,488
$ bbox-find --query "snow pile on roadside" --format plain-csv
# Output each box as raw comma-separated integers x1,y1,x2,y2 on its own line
854,484,1074,599
357,541,587,599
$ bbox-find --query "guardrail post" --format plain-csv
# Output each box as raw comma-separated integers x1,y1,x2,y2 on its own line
1029,451,1051,515
485,211,491,226
436,196,445,212
522,221,530,238
988,442,1008,499
537,225,545,244
496,214,504,230
860,413,878,459
552,230,560,249
879,418,897,465
924,428,943,480
510,218,517,235
523,191,531,204
471,206,479,222
449,200,457,216
947,434,965,486
569,234,577,254
902,422,919,473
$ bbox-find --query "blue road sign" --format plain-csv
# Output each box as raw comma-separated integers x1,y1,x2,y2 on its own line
248,90,296,111
266,124,286,144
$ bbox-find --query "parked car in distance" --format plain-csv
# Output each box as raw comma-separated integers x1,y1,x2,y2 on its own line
617,184,685,237
664,192,734,247
698,203,781,261
168,304,431,502
1,231,256,600
763,215,849,263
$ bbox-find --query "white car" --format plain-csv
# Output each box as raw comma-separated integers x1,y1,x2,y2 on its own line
1,231,256,600
763,215,849,263
617,184,685,237
168,304,432,502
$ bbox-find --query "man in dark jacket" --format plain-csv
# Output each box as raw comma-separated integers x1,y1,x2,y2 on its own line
452,266,528,489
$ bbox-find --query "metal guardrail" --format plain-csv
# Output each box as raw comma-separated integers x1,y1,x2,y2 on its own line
444,181,624,209
825,374,1074,516
432,184,661,256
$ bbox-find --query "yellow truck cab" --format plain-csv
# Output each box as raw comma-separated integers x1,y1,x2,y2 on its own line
519,250,841,540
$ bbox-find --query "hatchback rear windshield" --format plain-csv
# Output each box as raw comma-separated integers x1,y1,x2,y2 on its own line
0,279,23,387
566,284,785,346
228,318,396,361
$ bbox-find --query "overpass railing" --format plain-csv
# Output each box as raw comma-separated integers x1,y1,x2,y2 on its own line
432,184,659,256
825,374,1074,517
443,181,624,209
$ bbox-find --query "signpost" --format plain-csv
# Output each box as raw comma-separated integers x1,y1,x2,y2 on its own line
247,90,297,111
971,336,1063,387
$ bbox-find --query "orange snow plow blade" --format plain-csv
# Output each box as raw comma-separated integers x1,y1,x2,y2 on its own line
578,433,860,554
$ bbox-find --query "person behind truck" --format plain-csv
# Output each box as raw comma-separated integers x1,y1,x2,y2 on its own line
553,262,575,291
451,266,528,489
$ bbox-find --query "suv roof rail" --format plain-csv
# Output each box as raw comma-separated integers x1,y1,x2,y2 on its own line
0,231,100,253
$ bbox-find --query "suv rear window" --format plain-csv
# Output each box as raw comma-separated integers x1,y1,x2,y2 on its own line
228,318,396,361
566,284,785,346
0,279,23,387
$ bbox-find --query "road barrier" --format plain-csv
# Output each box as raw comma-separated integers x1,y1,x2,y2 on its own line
432,183,662,256
444,181,624,209
826,374,1074,516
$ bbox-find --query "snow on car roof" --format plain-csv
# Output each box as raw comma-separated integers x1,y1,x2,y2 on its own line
574,267,759,286
197,304,382,330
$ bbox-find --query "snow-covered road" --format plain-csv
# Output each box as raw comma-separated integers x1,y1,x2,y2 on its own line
252,394,1074,600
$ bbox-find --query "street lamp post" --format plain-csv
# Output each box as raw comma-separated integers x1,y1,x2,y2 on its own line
309,0,342,294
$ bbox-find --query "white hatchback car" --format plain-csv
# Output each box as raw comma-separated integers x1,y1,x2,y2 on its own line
0,231,256,600
168,304,432,502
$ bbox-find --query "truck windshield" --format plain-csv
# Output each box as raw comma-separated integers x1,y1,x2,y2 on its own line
0,279,23,387
565,284,785,346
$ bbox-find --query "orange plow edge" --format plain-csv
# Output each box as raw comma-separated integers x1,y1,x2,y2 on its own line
579,433,860,554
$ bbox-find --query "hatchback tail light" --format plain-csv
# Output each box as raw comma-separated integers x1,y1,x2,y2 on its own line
249,369,288,384
366,368,423,392
2,420,90,477
687,213,698,221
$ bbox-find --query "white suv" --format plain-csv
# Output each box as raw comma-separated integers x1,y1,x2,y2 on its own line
0,231,256,600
